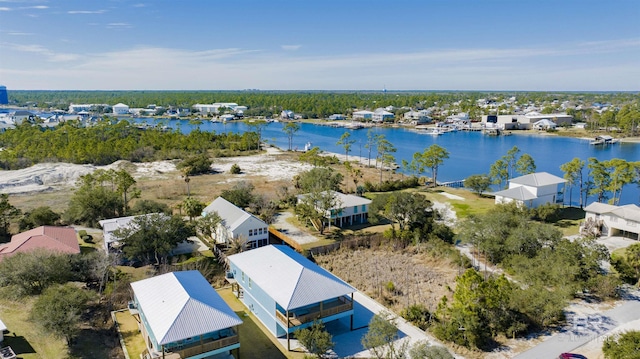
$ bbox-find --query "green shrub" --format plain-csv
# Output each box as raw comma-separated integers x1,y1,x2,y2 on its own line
230,163,241,174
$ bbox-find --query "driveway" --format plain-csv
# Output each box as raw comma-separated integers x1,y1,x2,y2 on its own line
271,211,320,245
514,288,640,359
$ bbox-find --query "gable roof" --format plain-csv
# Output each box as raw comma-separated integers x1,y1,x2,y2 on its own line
0,226,80,257
202,197,265,231
509,172,567,187
297,191,371,210
585,202,640,222
99,213,167,246
494,186,537,201
131,271,242,345
228,245,355,310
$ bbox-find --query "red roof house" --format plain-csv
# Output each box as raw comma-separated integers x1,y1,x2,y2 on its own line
0,226,80,259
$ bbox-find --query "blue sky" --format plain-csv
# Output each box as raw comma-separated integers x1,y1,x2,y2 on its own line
0,0,639,91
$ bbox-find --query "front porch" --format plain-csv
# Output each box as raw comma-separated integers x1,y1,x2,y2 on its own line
141,328,239,359
275,295,353,329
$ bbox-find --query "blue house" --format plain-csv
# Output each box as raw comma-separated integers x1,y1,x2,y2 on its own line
227,245,356,350
130,271,243,359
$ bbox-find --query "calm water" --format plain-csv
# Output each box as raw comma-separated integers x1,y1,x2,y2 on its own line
135,118,640,206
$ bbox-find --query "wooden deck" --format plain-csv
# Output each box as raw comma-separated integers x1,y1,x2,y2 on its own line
275,296,353,328
142,332,239,359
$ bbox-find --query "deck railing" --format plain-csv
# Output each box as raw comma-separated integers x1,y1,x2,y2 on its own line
275,296,353,327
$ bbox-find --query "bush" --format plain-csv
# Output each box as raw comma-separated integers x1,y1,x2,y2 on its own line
401,304,432,330
82,234,93,243
230,163,241,174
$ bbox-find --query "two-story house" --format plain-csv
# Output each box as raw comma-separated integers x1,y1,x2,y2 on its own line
202,197,269,249
494,172,566,208
227,245,356,350
297,191,372,228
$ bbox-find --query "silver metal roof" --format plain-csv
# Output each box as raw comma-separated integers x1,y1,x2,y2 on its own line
228,245,355,310
131,270,242,345
202,197,265,231
509,172,567,187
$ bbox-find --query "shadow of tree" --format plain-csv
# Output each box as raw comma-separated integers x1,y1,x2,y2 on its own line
3,334,36,355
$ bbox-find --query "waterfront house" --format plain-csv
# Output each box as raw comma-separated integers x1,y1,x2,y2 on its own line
130,271,243,359
494,172,566,208
202,197,269,249
281,110,295,120
227,245,356,350
328,114,346,120
296,190,372,228
482,113,572,130
112,103,130,115
403,110,432,124
0,226,80,260
532,119,557,130
372,108,394,123
352,110,374,121
582,202,640,239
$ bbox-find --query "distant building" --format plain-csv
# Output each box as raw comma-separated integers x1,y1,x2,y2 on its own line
372,108,394,122
582,203,640,239
352,110,374,121
0,86,8,105
482,113,573,130
112,103,130,115
329,114,346,120
280,110,295,120
297,191,372,228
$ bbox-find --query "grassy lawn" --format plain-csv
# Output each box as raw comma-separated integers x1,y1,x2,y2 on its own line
0,297,67,358
550,207,585,236
114,310,147,359
217,288,306,359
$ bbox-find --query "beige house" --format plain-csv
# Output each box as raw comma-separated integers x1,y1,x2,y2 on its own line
582,202,640,239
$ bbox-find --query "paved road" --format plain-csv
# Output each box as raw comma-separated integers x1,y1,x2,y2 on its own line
514,294,640,359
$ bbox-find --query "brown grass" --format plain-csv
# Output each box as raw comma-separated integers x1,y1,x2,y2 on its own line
314,246,460,313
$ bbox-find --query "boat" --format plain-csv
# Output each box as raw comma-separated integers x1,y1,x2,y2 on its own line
421,127,443,135
483,128,500,136
590,135,619,145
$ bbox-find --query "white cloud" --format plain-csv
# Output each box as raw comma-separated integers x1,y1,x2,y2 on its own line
2,42,79,62
107,22,132,29
0,7,10,10
133,3,145,7
23,5,46,9
281,45,301,51
7,31,33,35
1,39,638,90
68,9,106,14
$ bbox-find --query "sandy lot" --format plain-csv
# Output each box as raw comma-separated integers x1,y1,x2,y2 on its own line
0,146,314,195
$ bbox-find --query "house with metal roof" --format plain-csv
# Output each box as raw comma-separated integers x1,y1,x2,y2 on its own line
297,191,372,228
130,271,243,359
202,197,269,249
494,172,566,208
0,226,80,260
227,245,356,350
582,202,640,239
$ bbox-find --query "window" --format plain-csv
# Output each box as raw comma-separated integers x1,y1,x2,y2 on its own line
362,205,366,212
248,277,252,289
258,228,262,235
354,206,358,214
610,216,618,223
628,220,637,227
241,271,245,282
264,227,268,234
249,229,253,236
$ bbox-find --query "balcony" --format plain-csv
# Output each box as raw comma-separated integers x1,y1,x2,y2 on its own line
275,296,353,328
143,329,239,359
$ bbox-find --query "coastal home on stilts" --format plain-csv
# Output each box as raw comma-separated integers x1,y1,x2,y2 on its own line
130,270,243,359
226,245,356,350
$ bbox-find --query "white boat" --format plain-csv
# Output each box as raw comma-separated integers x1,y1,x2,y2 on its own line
425,128,443,135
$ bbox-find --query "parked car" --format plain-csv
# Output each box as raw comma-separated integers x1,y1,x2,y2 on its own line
559,353,588,359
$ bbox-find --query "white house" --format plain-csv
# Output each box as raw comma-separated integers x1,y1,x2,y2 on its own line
532,119,557,130
404,110,432,124
112,103,130,115
281,110,295,120
494,172,566,208
97,213,199,255
582,202,640,239
202,197,269,249
482,113,573,130
297,191,372,227
329,114,346,120
352,110,374,121
372,108,394,123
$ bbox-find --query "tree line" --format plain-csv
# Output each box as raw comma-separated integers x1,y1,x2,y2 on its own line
0,119,259,169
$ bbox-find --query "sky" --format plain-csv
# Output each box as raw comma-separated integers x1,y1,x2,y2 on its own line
0,0,639,91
